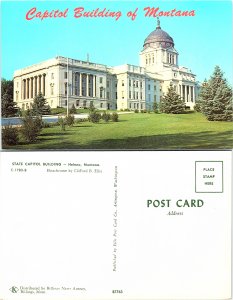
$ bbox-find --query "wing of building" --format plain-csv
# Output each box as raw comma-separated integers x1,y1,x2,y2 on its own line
14,19,199,111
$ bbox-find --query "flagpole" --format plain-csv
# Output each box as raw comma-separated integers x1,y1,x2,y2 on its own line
66,57,69,117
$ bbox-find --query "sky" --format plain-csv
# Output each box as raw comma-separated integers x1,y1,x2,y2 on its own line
1,0,233,84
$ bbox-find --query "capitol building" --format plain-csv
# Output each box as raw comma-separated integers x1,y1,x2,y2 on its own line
14,19,198,111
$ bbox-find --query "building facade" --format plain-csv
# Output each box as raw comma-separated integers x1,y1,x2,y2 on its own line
14,20,198,111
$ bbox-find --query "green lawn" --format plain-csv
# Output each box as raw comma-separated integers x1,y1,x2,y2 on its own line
6,112,233,150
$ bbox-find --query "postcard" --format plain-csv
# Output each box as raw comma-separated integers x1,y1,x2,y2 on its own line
0,0,232,299
1,0,232,150
0,150,231,299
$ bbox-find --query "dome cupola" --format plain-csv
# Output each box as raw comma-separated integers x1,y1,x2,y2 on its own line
143,18,174,49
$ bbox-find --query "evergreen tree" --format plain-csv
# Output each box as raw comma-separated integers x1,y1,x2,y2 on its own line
2,94,18,117
160,84,185,114
1,79,18,117
200,66,232,121
153,100,158,113
32,92,51,115
69,103,77,114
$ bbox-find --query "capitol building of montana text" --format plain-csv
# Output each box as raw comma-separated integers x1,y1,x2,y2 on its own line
14,19,198,111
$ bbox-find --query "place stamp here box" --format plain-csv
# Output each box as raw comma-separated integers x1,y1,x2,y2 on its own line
195,161,223,193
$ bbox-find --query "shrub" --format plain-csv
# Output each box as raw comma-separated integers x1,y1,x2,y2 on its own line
111,112,119,122
89,103,95,112
102,111,111,122
21,115,42,143
69,104,77,114
134,109,139,113
141,109,147,113
65,114,75,126
88,111,101,123
2,125,19,146
58,117,66,131
42,121,51,128
194,100,202,112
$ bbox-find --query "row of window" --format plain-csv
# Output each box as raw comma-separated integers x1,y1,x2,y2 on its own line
145,54,155,65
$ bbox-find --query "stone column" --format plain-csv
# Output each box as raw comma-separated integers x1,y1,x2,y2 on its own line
25,79,27,99
31,77,33,98
41,76,44,96
40,75,42,94
183,85,186,102
34,76,37,97
72,72,75,95
86,74,89,97
93,75,96,97
187,86,189,102
23,79,26,99
26,78,28,99
38,75,41,94
43,74,46,96
79,73,82,96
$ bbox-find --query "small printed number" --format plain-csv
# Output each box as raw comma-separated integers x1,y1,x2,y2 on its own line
112,290,123,293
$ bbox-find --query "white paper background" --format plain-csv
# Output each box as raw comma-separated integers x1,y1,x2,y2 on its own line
0,151,231,300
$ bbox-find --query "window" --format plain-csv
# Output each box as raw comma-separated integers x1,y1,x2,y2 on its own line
100,88,103,98
16,92,19,101
133,80,136,87
83,100,87,107
122,91,124,99
107,91,110,99
140,81,142,88
51,73,54,79
148,84,150,91
140,92,142,100
136,92,138,100
51,86,54,95
148,94,151,101
115,81,117,88
136,81,138,88
64,83,67,95
115,92,118,99
107,81,110,88
64,72,67,79
122,80,124,86
133,91,135,99
76,100,80,106
100,103,103,108
129,80,131,87
129,91,131,99
99,77,103,84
